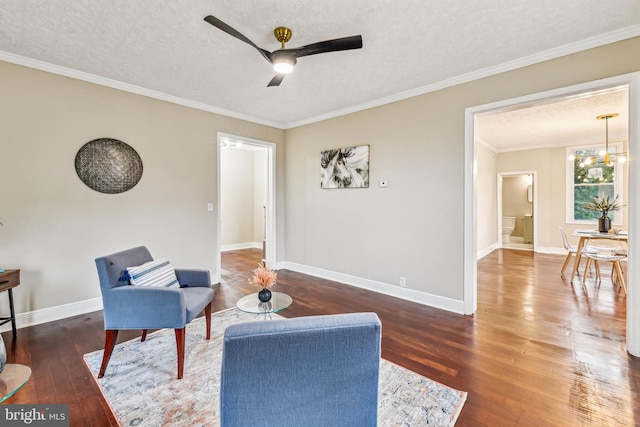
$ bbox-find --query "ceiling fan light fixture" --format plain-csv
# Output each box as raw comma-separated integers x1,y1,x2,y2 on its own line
271,51,296,74
204,16,362,86
273,60,295,74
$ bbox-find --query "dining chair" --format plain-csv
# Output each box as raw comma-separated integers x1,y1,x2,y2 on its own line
559,227,598,278
581,237,628,294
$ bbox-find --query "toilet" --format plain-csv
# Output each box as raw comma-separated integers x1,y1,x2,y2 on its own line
502,216,516,243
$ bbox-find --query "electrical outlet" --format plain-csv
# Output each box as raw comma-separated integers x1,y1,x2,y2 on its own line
399,276,407,288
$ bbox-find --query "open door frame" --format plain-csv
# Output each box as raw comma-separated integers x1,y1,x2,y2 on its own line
215,133,277,283
464,72,640,356
497,172,537,250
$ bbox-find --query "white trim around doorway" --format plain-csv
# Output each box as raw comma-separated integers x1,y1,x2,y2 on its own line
216,133,277,284
497,171,537,251
464,72,640,356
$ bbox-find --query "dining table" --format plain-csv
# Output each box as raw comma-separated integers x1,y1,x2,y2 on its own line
570,229,628,283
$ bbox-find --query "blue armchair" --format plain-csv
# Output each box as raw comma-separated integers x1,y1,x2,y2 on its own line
95,246,215,379
220,312,381,427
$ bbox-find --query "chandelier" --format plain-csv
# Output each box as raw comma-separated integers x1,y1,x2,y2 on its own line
569,113,626,166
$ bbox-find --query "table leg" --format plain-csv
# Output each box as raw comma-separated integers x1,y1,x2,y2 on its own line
570,237,586,283
8,288,16,337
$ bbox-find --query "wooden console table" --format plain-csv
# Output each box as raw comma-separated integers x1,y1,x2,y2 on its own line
0,270,20,337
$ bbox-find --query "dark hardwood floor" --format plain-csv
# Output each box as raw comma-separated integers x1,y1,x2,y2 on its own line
3,248,639,426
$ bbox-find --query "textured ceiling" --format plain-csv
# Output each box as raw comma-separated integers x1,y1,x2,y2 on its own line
476,88,629,152
1,0,639,141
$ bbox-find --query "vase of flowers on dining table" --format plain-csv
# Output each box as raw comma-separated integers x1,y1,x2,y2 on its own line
249,262,277,303
584,193,620,233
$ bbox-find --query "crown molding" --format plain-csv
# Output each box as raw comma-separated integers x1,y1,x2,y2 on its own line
0,50,285,129
2,24,639,130
284,24,640,129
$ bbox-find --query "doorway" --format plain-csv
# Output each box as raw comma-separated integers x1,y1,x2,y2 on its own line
464,72,640,356
216,133,276,284
498,172,535,251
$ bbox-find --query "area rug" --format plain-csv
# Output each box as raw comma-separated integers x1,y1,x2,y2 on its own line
83,309,466,426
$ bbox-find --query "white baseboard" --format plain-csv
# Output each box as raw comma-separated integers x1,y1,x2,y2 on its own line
0,297,103,333
535,246,566,255
2,246,571,333
279,261,465,314
477,243,499,259
479,244,567,257
221,242,262,252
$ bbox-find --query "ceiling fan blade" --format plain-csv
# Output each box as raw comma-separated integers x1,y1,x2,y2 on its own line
290,35,363,58
204,15,272,63
267,74,286,87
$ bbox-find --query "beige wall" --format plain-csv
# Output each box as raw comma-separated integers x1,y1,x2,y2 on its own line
1,36,639,319
0,62,284,315
286,94,466,299
220,146,267,247
497,147,576,249
476,142,497,253
496,146,628,250
284,37,640,302
221,148,254,246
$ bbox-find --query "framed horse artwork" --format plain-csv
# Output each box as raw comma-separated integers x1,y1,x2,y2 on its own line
320,145,369,189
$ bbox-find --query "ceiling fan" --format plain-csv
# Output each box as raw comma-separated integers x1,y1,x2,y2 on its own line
204,15,363,87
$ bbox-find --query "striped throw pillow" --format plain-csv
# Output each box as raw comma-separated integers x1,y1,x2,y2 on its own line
126,258,180,288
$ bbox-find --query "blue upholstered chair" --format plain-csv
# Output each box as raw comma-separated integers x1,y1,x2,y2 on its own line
220,312,381,427
95,246,215,379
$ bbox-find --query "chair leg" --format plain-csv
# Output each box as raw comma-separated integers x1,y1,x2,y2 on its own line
141,329,148,342
98,330,119,378
205,301,212,340
583,258,591,281
561,252,573,277
613,261,628,295
175,327,186,379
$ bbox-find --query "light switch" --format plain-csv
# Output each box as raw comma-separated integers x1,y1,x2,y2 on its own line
207,203,214,212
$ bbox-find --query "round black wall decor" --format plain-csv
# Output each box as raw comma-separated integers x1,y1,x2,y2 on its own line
75,138,143,194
